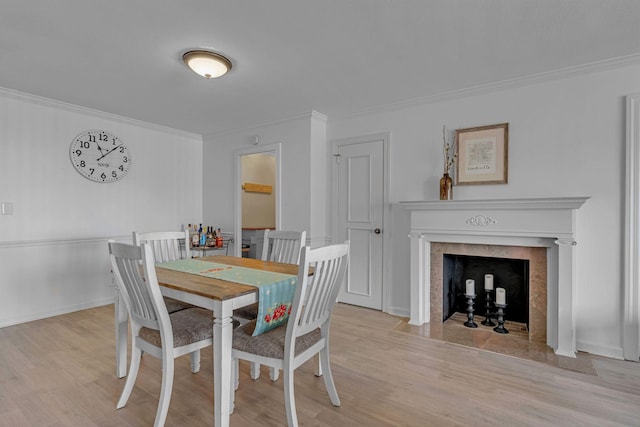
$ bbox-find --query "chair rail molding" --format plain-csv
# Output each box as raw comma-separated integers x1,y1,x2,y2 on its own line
624,92,640,361
0,235,130,248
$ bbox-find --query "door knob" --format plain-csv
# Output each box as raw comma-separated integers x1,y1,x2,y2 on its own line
373,228,381,234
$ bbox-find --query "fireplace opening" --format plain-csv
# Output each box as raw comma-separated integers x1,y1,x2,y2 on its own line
443,254,529,327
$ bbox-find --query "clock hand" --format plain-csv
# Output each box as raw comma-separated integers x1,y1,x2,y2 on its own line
95,142,106,159
96,144,123,161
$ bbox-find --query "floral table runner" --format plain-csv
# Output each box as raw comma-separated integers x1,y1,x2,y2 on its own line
156,258,296,336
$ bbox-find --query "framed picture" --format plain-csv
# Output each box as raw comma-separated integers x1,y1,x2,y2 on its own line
455,123,508,185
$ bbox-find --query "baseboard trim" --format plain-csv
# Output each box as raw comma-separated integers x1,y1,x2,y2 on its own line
0,297,114,328
576,340,624,360
385,305,409,319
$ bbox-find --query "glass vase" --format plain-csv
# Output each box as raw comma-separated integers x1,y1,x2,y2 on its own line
439,173,453,200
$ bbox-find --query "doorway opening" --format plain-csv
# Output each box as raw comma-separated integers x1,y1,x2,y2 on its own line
233,143,281,258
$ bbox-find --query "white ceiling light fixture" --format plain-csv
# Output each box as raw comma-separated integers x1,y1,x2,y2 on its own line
182,50,232,79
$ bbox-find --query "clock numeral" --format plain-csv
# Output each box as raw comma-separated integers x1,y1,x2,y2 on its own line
79,141,90,149
119,146,124,153
89,168,95,175
101,173,107,180
79,160,86,168
123,156,128,163
75,150,82,156
100,134,108,141
112,171,117,178
88,135,96,143
119,165,124,171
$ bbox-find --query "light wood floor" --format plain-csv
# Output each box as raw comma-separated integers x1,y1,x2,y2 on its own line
1,303,639,426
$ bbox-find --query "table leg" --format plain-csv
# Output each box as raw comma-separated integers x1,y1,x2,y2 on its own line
213,300,233,427
114,287,128,378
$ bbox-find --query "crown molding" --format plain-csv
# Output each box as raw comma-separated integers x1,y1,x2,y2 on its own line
204,109,327,139
310,109,328,123
0,86,202,140
336,52,640,122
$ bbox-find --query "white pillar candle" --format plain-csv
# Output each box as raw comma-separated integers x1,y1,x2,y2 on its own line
484,274,494,290
496,287,506,305
465,279,475,296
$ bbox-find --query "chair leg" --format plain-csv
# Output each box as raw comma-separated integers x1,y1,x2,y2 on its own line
283,366,298,427
114,294,128,379
190,349,201,373
117,346,142,409
233,358,240,391
230,358,239,414
155,353,175,427
250,362,261,380
319,347,340,406
269,367,280,381
314,353,322,377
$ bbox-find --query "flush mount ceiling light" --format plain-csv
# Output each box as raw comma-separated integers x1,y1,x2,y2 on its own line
182,50,232,79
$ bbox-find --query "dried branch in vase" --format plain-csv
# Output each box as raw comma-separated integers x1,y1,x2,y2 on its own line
443,125,457,175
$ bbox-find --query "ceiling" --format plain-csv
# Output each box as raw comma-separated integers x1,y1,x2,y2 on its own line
2,1,640,136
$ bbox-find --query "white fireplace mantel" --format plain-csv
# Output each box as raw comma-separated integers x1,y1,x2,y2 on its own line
399,197,589,358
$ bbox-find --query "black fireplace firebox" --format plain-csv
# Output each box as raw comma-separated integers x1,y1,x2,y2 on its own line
442,254,529,326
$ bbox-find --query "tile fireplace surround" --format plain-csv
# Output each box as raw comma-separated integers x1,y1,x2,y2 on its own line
400,197,589,358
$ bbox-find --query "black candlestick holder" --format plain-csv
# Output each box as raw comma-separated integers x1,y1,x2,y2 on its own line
493,303,509,334
481,289,496,326
463,294,478,328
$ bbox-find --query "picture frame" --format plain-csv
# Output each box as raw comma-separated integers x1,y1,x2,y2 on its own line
455,123,508,185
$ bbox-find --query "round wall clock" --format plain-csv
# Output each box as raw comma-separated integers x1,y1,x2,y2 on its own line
69,130,132,183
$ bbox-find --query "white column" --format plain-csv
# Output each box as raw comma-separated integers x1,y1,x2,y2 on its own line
409,233,429,325
624,93,640,361
555,239,577,358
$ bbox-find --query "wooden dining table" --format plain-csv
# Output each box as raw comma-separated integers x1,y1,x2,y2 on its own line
113,255,300,427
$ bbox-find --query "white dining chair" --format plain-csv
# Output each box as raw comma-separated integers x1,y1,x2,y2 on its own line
234,229,307,380
261,229,307,264
115,230,198,379
133,230,191,262
133,230,197,314
231,241,349,427
109,241,214,427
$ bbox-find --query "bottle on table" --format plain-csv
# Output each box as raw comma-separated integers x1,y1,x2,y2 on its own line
192,224,199,247
199,224,207,247
216,227,223,248
206,226,215,247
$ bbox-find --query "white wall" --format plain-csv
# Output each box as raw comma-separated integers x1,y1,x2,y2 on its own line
203,113,319,244
0,90,202,327
310,112,329,246
327,62,640,358
6,61,638,359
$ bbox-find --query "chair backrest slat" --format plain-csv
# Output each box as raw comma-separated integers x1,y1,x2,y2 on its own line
133,230,190,263
287,242,349,340
262,229,306,264
109,241,171,332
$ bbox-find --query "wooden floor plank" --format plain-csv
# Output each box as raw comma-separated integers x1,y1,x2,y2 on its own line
0,303,639,426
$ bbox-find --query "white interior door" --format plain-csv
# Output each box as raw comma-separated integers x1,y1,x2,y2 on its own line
336,138,384,310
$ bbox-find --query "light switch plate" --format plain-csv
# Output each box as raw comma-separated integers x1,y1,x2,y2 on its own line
1,202,14,215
